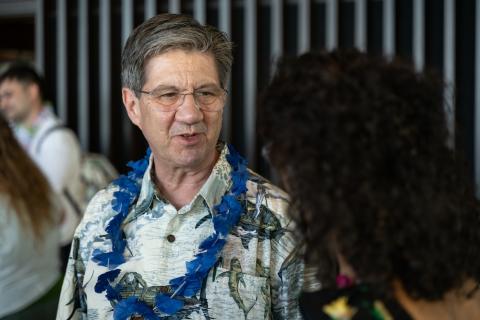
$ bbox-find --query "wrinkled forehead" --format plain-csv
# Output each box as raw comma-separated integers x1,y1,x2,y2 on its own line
143,50,220,88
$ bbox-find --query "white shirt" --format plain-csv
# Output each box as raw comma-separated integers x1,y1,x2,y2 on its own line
0,195,61,317
14,107,84,245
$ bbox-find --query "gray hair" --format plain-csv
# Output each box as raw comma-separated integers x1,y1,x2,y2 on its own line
121,13,233,93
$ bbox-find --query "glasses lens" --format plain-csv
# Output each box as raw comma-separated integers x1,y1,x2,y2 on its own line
158,93,180,107
196,88,225,111
196,94,215,106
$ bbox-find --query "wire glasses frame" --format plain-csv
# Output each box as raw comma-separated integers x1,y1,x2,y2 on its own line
135,86,228,112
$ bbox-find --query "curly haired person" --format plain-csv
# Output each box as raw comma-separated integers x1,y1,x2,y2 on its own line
258,50,480,320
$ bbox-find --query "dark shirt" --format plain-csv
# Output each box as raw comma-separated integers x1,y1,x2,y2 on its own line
300,284,413,320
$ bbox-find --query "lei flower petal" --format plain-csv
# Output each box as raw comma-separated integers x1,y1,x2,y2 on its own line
126,149,151,176
114,177,141,195
94,269,121,293
186,250,220,274
231,169,249,194
213,195,243,236
155,294,185,315
111,191,135,215
92,249,126,268
169,274,203,297
106,285,122,301
226,144,247,169
199,234,226,252
113,297,158,320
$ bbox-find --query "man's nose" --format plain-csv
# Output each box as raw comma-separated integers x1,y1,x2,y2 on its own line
175,94,203,123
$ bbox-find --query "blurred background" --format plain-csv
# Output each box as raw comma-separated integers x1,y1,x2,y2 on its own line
0,0,477,191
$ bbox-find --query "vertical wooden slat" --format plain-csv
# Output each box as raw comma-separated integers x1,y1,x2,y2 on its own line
99,0,111,155
383,0,395,58
413,0,425,71
122,0,134,155
35,0,44,73
355,0,367,51
475,0,480,197
271,0,283,62
245,0,257,166
145,0,157,20
298,0,311,53
219,0,231,35
56,0,67,122
444,0,455,148
169,0,181,13
326,0,338,50
269,0,283,181
78,0,89,149
194,0,207,25
219,0,232,142
122,0,133,44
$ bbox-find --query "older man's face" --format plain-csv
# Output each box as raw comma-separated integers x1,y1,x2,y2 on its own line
0,79,33,124
124,50,225,171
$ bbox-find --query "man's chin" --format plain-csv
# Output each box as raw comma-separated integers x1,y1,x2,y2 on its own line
8,112,27,124
176,152,208,168
171,146,216,169
0,111,13,122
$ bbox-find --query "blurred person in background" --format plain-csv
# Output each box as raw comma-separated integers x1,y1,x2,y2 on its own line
0,114,62,320
258,50,480,319
0,62,84,267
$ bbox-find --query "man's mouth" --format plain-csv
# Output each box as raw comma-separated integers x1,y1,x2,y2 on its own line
181,133,197,137
175,133,202,144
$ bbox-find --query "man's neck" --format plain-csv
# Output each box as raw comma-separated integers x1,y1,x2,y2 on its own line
152,151,219,210
20,103,43,130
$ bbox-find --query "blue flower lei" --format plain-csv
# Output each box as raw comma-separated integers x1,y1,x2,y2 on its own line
92,144,249,319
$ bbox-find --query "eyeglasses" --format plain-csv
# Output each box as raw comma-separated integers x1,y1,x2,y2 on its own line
135,85,227,112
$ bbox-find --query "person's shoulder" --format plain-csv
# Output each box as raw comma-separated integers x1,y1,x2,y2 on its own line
33,115,81,153
72,181,127,261
81,182,119,222
73,182,121,246
246,169,289,203
245,169,291,223
41,123,79,146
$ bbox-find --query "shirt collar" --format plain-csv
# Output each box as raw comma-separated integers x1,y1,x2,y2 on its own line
130,142,232,219
12,106,54,148
197,143,231,213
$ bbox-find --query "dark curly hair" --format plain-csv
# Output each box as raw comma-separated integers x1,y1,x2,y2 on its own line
258,50,480,301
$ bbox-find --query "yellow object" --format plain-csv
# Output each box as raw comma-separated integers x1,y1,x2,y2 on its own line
323,296,357,320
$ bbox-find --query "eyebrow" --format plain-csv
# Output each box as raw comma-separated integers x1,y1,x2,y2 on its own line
149,82,221,92
148,85,177,92
195,83,221,89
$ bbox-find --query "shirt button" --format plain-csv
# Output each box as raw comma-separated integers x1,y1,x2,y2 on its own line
167,234,176,243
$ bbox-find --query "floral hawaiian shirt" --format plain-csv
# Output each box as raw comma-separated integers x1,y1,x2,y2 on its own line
56,144,305,320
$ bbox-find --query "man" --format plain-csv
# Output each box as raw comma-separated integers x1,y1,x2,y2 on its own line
0,63,84,249
56,14,304,320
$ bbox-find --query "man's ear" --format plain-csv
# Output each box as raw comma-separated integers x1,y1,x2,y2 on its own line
122,87,142,128
27,83,40,101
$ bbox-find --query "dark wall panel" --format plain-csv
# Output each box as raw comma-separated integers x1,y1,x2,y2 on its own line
31,0,475,181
